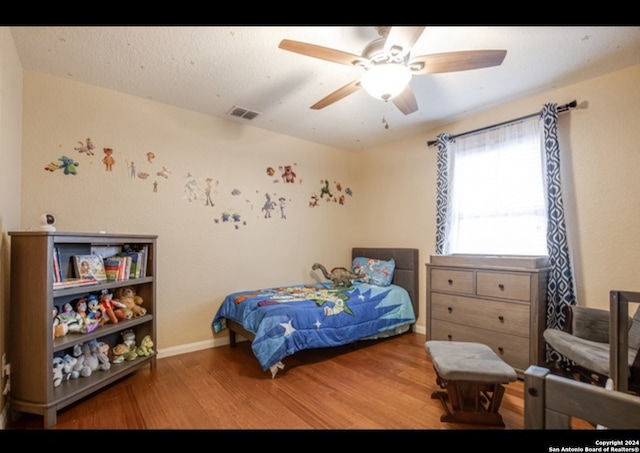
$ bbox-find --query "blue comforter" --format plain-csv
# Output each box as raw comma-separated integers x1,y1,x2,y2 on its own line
212,281,415,373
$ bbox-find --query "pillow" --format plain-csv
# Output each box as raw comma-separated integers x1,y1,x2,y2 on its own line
352,257,395,287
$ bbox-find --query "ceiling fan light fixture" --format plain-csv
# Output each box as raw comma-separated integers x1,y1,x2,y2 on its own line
361,63,411,102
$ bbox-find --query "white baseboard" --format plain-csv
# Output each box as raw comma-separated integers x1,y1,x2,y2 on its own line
156,335,249,359
156,325,425,360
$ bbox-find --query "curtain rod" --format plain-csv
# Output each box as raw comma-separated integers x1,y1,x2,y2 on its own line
426,100,577,147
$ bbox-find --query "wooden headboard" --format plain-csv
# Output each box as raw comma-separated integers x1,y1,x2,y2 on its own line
351,247,419,320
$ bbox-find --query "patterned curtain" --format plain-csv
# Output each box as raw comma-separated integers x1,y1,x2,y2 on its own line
541,103,577,362
434,134,453,255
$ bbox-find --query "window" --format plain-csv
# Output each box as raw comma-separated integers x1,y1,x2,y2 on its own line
443,116,548,256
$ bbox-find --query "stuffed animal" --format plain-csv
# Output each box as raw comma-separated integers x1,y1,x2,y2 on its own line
52,306,69,338
113,287,146,318
99,291,126,324
311,263,366,288
136,335,154,357
52,357,64,387
57,302,84,334
72,340,111,378
123,329,139,361
74,297,100,333
62,354,77,381
86,294,106,326
109,343,130,364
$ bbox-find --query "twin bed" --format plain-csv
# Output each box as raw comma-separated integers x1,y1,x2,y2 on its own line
212,247,419,377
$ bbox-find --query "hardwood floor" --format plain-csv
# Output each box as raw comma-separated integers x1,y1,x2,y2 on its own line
5,332,592,431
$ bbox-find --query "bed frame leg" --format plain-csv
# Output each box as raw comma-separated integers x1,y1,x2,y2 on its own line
229,330,236,347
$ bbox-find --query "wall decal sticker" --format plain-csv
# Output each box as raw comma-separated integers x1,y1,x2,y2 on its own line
319,179,332,199
309,194,320,207
44,161,60,172
184,178,199,202
102,148,115,171
156,166,171,179
262,193,277,218
74,138,95,156
281,165,296,183
57,156,80,175
146,152,155,163
204,178,215,207
278,197,287,219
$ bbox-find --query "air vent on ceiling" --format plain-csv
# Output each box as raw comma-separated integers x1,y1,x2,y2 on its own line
227,106,261,121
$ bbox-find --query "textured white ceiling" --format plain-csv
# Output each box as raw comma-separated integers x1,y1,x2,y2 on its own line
9,25,640,151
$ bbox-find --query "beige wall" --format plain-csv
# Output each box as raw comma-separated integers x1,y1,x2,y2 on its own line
2,28,639,426
19,72,361,354
359,64,640,314
0,28,23,427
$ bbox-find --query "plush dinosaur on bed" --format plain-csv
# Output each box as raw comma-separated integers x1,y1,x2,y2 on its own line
312,263,366,288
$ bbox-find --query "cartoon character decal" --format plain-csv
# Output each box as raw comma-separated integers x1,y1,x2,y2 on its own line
75,138,95,156
58,156,79,175
102,148,115,171
282,165,296,183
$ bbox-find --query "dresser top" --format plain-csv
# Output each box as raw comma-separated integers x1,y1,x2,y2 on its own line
429,254,549,270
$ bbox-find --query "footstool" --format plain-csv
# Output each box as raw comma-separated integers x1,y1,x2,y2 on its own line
425,340,518,427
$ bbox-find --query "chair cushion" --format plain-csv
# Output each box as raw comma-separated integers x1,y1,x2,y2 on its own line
544,329,638,376
425,341,517,383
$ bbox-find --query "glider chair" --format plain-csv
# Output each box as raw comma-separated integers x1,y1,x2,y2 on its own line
543,290,640,394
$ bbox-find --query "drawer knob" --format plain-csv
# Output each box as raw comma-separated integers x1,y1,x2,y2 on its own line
498,347,504,355
498,284,505,290
447,307,453,313
447,279,453,285
447,334,452,340
498,315,504,322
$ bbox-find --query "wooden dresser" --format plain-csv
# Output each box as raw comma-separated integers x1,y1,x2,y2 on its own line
426,254,550,376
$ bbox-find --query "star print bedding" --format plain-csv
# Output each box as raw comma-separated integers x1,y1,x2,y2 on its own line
211,281,416,376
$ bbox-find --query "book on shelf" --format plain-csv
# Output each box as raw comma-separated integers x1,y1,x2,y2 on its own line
103,256,130,281
124,244,148,278
116,251,143,279
52,247,62,283
53,277,99,289
73,254,107,281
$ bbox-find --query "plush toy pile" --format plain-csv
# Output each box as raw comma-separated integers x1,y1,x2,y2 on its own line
51,288,153,387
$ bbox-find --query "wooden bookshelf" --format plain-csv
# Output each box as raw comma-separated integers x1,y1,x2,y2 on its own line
8,231,157,428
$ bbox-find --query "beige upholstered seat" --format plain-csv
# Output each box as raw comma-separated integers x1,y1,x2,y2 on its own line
544,303,640,392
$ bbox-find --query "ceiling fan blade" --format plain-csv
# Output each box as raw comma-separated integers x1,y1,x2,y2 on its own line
384,26,426,56
409,50,507,75
311,79,362,110
279,39,363,66
392,84,418,115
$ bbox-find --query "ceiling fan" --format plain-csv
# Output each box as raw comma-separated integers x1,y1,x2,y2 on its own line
279,26,507,115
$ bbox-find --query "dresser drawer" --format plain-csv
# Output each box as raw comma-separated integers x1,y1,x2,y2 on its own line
430,321,530,371
430,268,474,294
430,293,530,338
476,271,531,301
